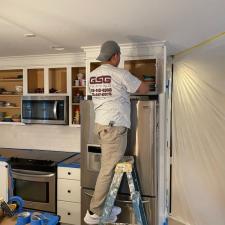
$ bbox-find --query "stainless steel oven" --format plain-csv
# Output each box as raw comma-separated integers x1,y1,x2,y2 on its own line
12,169,56,213
22,96,69,125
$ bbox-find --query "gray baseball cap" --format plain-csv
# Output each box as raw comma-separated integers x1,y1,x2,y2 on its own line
96,40,121,62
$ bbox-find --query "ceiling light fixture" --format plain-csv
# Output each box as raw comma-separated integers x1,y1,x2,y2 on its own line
24,33,36,38
51,46,65,51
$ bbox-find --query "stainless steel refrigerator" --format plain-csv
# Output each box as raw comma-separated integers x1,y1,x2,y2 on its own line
80,96,158,225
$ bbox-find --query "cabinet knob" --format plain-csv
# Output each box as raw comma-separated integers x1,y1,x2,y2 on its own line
68,172,71,175
67,212,71,216
68,190,71,193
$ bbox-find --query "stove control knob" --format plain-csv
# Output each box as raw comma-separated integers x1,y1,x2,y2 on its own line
68,190,71,193
68,172,71,175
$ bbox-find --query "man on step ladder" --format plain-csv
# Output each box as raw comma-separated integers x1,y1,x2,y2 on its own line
84,40,149,224
84,41,149,224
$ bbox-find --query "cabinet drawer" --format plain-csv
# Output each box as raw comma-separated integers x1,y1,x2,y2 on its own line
58,179,80,202
58,167,80,180
58,200,80,225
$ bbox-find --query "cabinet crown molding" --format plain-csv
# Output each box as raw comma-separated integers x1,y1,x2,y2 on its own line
0,52,85,68
82,41,166,59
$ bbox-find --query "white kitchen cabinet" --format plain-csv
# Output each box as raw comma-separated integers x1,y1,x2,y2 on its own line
0,160,9,202
57,166,81,225
58,201,81,225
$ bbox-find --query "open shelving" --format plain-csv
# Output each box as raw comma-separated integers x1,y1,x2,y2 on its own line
0,69,23,123
71,67,86,125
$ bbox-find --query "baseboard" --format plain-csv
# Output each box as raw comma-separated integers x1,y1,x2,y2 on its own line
168,215,190,225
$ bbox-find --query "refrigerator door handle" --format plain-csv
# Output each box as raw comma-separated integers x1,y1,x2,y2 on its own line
84,191,150,204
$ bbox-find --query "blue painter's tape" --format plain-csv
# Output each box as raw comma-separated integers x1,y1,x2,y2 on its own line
57,162,80,168
0,156,9,162
16,212,31,225
8,196,24,213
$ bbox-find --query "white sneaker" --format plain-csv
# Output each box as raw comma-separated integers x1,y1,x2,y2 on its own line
84,210,117,224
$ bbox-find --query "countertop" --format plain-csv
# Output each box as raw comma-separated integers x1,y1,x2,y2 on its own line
0,148,77,163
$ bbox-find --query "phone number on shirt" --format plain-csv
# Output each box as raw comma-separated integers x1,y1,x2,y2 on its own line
91,88,112,96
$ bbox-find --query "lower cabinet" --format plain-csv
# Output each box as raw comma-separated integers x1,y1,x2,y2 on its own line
58,201,81,225
57,166,81,225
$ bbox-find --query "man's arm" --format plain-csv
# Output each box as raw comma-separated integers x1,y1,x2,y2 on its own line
136,81,149,94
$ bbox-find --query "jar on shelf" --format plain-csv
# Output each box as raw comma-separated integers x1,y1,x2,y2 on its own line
73,108,80,124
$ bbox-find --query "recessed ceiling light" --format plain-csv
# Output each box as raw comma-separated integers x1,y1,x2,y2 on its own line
51,46,65,51
24,33,36,38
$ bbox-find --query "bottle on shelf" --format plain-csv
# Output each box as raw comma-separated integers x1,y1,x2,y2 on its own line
73,108,80,124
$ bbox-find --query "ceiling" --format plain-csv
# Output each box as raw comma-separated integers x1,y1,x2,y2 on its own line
0,0,225,57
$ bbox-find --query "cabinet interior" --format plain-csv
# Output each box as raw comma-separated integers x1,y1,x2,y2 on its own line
124,59,156,79
28,68,44,93
49,68,67,93
124,59,156,92
72,67,86,125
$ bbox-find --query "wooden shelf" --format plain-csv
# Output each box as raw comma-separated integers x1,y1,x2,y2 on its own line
72,103,80,105
0,121,25,125
0,107,20,109
0,79,23,81
0,95,22,97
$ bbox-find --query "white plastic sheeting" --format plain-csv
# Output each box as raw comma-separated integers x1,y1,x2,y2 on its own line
172,37,225,225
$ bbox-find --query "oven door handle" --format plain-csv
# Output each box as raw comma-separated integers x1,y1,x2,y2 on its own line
12,169,55,178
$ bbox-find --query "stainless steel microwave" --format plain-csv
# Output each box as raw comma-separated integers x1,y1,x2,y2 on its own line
22,96,69,125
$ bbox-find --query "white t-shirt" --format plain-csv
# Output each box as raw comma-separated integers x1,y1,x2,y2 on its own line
87,64,141,128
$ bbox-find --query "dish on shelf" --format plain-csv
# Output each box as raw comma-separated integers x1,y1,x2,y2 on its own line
1,91,15,95
5,102,16,107
15,85,23,93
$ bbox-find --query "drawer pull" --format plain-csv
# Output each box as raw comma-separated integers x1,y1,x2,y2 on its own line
68,190,71,193
67,212,71,216
68,172,71,175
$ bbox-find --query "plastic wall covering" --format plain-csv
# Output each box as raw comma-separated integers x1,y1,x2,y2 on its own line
172,37,225,225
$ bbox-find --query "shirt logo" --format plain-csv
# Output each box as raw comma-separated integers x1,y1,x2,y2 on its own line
90,75,111,84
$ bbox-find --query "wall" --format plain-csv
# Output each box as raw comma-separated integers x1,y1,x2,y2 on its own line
0,124,80,152
172,37,225,225
0,53,85,152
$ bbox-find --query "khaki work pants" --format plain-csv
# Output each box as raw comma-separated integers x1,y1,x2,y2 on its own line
90,123,128,216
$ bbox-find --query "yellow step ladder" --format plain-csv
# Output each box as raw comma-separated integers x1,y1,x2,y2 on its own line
99,156,149,225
